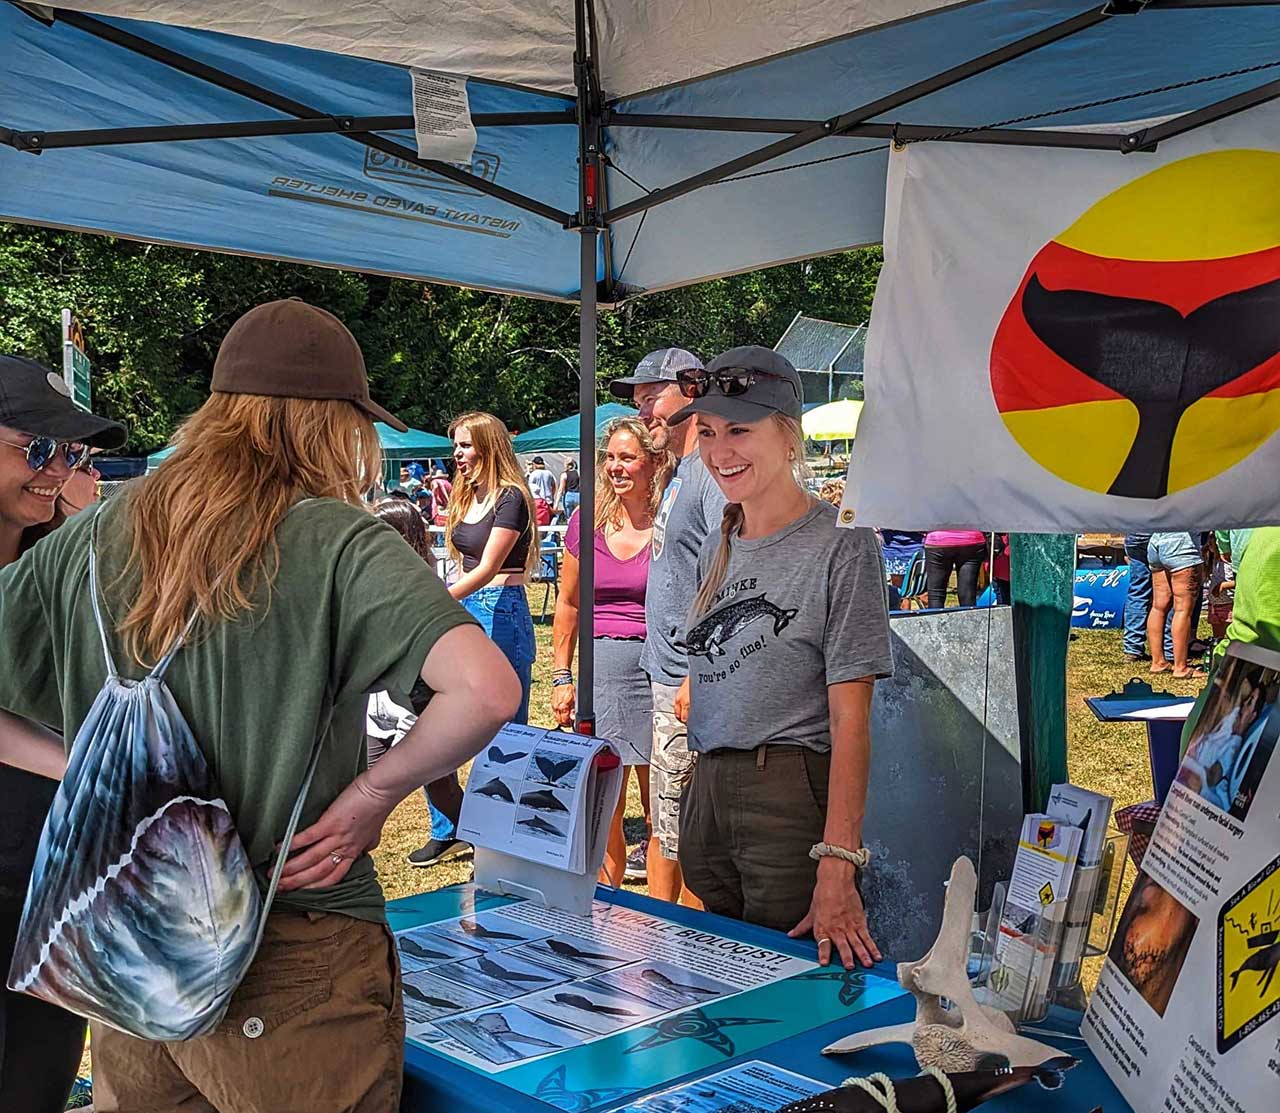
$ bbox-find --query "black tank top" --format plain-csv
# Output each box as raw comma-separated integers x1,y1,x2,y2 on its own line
564,470,580,493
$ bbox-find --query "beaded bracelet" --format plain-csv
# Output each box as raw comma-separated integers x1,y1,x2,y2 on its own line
809,842,871,869
552,675,575,688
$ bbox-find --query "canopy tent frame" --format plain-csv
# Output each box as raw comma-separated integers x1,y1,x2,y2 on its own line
5,0,1279,744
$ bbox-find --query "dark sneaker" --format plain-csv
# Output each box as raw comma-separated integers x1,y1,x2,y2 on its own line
407,838,473,867
623,844,647,881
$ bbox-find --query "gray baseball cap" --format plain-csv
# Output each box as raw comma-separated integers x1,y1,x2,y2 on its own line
669,346,804,426
609,347,703,400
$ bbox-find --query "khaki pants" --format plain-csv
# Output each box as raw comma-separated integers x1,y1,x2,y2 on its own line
92,911,404,1113
679,745,829,932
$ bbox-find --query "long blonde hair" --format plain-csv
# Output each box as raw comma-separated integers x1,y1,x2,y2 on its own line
445,410,538,576
594,417,672,533
692,414,809,617
117,392,381,663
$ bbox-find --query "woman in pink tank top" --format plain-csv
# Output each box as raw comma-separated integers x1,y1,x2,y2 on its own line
551,417,672,886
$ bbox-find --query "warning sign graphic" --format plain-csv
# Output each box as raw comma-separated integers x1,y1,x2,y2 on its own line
1217,853,1280,1053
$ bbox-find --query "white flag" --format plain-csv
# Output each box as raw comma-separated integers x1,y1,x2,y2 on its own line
843,103,1280,533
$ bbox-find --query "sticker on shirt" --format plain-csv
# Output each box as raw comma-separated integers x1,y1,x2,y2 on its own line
687,578,798,665
651,476,682,562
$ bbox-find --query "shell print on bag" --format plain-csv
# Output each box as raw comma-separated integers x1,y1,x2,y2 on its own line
6,506,322,1040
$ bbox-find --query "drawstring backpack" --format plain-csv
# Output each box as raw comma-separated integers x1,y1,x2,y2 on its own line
6,506,325,1040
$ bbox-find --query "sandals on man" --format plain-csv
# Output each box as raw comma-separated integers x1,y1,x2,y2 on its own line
1171,667,1207,680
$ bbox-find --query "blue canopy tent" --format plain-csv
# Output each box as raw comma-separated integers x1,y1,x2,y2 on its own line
4,0,1278,739
512,403,637,454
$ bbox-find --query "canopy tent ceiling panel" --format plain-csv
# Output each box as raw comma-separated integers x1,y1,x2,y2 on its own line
0,9,588,299
5,2,1277,300
45,0,965,98
602,0,1280,291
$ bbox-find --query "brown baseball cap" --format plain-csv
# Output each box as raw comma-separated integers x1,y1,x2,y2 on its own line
211,298,407,432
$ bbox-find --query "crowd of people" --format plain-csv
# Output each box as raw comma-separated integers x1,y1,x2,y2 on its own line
0,305,896,1112
3,296,1268,1113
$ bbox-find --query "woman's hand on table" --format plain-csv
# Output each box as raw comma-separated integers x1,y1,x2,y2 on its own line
788,858,881,970
552,682,576,728
278,774,397,891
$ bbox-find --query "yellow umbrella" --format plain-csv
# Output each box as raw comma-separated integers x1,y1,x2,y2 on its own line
802,398,863,441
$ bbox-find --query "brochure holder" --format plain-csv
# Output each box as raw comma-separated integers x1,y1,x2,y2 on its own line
969,828,1129,1021
473,748,622,916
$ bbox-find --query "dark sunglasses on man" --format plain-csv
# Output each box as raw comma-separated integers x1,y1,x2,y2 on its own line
0,434,92,473
676,366,801,400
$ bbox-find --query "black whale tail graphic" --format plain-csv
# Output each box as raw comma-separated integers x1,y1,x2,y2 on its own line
1022,274,1280,498
773,607,799,635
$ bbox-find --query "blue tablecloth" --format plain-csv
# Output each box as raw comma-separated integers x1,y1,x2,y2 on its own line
393,885,1129,1113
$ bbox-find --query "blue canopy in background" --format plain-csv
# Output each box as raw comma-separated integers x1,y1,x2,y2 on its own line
6,0,1277,727
513,404,638,454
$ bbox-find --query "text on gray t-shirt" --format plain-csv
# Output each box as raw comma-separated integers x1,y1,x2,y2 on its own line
687,501,893,754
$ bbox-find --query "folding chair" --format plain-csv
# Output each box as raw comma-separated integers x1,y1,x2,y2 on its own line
898,549,928,610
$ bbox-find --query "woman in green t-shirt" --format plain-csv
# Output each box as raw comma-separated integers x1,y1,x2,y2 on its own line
0,302,521,1113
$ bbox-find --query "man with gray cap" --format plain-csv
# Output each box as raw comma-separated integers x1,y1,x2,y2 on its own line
610,348,724,906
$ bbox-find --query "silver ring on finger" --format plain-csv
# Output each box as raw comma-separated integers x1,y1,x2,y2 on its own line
331,853,344,865
817,937,832,946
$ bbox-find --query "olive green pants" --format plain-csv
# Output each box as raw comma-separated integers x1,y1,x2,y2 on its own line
679,744,830,932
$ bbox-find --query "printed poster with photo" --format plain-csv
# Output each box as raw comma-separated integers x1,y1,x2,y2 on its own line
1084,643,1280,1113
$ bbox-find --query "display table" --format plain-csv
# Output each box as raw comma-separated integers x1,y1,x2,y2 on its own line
390,884,1128,1113
1084,681,1195,803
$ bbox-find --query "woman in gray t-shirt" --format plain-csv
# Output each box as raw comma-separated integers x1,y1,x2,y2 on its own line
668,346,893,971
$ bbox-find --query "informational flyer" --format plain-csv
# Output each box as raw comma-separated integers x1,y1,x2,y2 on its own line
614,1060,827,1113
397,900,815,1072
456,723,619,873
1084,643,1280,1113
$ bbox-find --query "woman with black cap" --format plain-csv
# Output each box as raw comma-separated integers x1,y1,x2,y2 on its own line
0,305,521,1112
0,354,126,1113
671,346,894,972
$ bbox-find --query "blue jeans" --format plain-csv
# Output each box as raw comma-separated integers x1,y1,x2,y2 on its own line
561,490,580,521
427,585,536,840
1123,536,1172,659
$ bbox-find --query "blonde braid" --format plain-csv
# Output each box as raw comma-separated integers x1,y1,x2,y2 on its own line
692,502,745,618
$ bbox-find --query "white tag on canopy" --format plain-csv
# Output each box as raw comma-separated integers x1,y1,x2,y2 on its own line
410,68,477,165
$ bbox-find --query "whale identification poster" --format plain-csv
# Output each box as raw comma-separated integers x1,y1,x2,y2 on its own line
1084,643,1280,1112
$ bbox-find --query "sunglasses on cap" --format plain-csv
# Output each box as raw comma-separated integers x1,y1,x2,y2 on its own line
0,434,92,473
675,367,800,401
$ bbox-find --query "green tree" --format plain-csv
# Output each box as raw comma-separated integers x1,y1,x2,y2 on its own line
1,223,881,450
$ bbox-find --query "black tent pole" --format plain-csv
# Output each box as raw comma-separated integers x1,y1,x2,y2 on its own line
573,0,604,733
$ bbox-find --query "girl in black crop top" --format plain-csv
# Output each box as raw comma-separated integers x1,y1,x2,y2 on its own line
407,411,539,868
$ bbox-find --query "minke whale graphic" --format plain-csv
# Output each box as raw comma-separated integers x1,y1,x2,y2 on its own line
403,983,460,1010
518,815,566,838
475,777,515,803
687,593,798,661
519,789,568,813
546,938,616,962
1022,274,1280,499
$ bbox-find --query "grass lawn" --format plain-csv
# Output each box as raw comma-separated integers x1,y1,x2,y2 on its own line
78,605,1207,1084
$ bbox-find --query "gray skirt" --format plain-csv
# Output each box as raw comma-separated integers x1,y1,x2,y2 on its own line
592,636,653,766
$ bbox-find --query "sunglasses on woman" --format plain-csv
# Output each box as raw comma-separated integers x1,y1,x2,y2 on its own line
675,367,800,400
0,435,91,473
